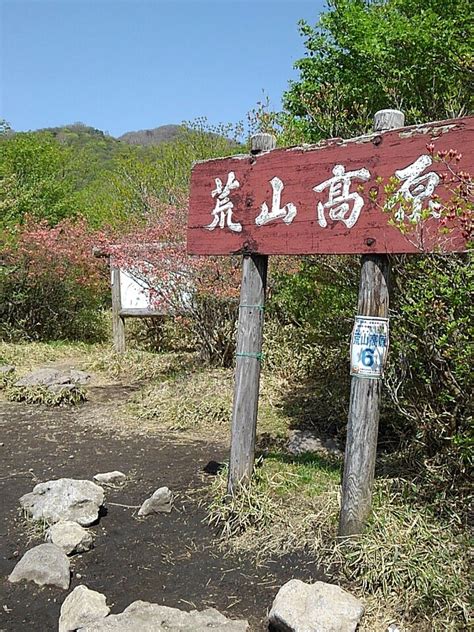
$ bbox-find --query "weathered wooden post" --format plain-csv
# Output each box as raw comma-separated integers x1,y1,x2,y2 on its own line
339,109,405,536
227,133,276,494
111,266,126,353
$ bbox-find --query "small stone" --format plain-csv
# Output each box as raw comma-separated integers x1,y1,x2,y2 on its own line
138,487,172,517
59,585,110,632
20,478,105,526
8,543,70,590
269,579,364,632
46,521,94,555
76,601,248,631
93,471,126,485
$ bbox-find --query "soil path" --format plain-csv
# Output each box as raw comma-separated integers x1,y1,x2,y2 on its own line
0,383,323,631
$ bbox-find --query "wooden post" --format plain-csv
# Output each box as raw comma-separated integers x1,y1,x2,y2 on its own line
111,266,126,353
339,109,404,536
227,133,276,495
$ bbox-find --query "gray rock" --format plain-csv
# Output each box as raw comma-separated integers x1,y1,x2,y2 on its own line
138,487,172,516
77,601,248,631
48,383,79,394
93,471,126,485
15,368,62,387
8,543,70,590
59,585,110,632
269,579,364,632
14,367,90,388
68,369,91,385
20,478,105,526
46,520,94,555
287,430,342,457
0,365,15,374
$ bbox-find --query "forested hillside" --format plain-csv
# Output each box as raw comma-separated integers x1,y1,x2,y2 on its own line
0,119,242,229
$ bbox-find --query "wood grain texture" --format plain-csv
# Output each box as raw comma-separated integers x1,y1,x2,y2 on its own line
227,134,274,495
227,254,268,493
339,254,390,536
111,267,126,353
339,110,398,536
188,116,473,255
373,109,405,132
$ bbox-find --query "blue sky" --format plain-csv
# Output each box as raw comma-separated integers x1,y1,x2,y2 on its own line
1,0,324,137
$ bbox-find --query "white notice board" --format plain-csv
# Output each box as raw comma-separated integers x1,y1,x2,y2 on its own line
119,269,151,310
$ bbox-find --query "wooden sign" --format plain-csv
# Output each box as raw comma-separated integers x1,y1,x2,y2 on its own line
188,116,473,255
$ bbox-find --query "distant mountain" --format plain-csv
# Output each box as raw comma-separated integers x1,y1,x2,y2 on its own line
38,122,185,148
119,125,184,146
12,122,235,151
42,122,116,143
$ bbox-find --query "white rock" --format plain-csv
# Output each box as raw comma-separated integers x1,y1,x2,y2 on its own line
269,579,364,632
8,543,70,590
46,521,94,555
59,585,110,632
20,478,105,526
77,601,248,631
93,471,126,485
138,487,172,517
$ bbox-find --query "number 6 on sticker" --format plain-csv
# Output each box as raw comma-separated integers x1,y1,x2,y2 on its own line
361,348,375,367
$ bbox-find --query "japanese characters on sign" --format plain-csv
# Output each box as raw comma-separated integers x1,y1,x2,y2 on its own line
187,116,473,255
350,316,389,379
204,156,441,232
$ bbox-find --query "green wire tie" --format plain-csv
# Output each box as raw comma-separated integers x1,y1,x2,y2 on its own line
236,351,264,361
239,304,265,311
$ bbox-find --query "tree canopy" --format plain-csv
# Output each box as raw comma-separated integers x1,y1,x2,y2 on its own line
283,0,474,142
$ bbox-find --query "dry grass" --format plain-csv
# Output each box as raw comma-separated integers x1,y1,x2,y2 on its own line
7,384,87,406
87,347,197,383
0,340,96,373
126,367,291,442
207,463,472,631
207,453,341,556
332,482,472,630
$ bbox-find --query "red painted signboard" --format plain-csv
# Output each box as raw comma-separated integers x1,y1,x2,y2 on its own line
187,117,473,255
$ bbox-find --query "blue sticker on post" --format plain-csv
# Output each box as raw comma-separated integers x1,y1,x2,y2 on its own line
350,316,389,379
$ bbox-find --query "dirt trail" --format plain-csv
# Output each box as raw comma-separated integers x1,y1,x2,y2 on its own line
0,384,323,631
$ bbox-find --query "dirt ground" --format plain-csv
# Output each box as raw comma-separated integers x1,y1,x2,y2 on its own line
0,381,324,632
